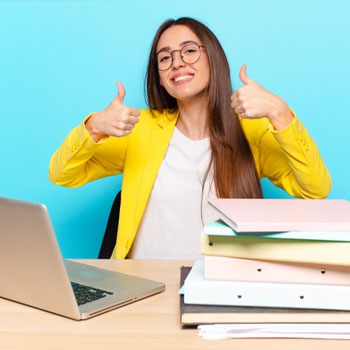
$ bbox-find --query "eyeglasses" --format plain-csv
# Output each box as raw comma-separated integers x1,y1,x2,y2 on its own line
156,43,205,71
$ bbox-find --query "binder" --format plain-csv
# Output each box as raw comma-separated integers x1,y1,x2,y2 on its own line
179,266,350,325
201,233,350,266
208,198,350,232
184,260,350,310
204,219,350,242
204,255,350,285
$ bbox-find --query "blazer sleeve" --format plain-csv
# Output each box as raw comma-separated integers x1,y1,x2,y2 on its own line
48,115,128,188
242,112,332,199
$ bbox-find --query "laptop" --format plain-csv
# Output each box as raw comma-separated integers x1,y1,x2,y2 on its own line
0,196,165,320
208,198,350,232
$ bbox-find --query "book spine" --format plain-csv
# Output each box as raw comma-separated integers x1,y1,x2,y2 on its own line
201,234,350,266
204,256,350,285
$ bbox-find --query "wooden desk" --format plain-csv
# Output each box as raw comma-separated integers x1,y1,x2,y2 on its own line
0,259,349,350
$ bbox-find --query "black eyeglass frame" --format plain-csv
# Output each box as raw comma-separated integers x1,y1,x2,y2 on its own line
156,44,205,71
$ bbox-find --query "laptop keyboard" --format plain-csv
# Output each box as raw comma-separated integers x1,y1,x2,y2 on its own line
71,282,114,306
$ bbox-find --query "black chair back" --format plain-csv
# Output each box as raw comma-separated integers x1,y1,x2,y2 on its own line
98,192,121,258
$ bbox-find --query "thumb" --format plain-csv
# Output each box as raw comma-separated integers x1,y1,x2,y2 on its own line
239,64,254,85
115,81,126,103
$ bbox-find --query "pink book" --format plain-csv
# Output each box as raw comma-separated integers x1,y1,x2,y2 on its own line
204,255,350,285
208,198,350,232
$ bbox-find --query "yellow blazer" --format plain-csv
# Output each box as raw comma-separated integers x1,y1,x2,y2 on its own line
49,109,331,259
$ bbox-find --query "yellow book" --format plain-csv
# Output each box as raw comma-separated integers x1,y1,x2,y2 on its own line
201,233,350,266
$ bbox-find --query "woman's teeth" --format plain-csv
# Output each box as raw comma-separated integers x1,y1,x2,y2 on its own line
174,75,192,82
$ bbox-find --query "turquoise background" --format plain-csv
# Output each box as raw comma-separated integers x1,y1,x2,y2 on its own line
1,0,349,258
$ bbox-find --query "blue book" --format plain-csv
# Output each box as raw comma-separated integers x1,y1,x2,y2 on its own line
203,220,350,242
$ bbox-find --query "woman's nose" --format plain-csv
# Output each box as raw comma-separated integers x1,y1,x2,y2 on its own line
171,51,185,69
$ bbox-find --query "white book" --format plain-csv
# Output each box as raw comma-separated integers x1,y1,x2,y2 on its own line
184,259,350,311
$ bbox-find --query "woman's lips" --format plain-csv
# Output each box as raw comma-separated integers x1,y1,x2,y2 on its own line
171,73,194,85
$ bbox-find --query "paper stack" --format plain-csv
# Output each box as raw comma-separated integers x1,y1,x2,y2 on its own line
198,323,350,340
181,199,350,326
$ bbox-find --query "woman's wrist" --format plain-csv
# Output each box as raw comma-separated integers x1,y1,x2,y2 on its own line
85,113,105,142
267,97,294,131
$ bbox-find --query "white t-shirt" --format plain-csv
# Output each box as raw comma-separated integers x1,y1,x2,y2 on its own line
128,127,219,259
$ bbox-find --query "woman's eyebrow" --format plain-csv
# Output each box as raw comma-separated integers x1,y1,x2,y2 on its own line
156,40,200,55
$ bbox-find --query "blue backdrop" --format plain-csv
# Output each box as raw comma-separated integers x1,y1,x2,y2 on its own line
1,0,349,258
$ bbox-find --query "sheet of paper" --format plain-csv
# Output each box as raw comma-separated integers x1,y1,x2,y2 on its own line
198,323,350,340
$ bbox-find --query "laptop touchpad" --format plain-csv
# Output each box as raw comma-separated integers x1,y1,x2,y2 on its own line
72,267,117,282
65,260,117,282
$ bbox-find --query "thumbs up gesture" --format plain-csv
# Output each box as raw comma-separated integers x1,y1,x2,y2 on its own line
231,65,293,130
85,82,140,142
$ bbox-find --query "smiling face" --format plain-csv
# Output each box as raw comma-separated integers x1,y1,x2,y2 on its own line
156,25,210,103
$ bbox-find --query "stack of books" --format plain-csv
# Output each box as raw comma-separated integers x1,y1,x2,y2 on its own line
181,198,350,326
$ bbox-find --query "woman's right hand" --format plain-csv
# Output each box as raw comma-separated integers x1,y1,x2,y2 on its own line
85,82,140,142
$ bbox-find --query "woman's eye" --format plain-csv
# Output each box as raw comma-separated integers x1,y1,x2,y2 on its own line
184,48,197,55
159,55,170,62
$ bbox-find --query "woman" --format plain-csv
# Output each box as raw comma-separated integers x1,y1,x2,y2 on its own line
49,17,331,259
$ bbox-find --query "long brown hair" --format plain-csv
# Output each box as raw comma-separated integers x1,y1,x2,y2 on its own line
146,17,262,198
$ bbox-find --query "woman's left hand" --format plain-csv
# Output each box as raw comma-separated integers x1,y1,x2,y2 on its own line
231,64,294,130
